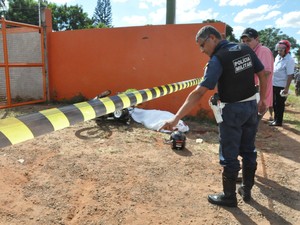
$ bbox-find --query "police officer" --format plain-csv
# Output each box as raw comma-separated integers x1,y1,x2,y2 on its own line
160,25,267,207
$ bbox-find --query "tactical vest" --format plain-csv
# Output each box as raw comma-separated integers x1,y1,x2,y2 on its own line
214,43,256,103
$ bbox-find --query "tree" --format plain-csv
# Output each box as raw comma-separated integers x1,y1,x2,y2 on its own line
0,0,5,8
258,27,300,59
0,0,6,17
48,3,93,31
87,22,109,29
202,19,238,42
6,0,40,25
5,0,93,31
200,20,300,61
93,0,112,27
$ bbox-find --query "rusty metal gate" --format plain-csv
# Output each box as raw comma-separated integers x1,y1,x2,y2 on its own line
0,18,46,109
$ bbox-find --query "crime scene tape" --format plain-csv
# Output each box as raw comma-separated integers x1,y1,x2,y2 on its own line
0,78,201,149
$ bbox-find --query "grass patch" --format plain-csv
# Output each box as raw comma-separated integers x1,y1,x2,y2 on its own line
284,83,300,132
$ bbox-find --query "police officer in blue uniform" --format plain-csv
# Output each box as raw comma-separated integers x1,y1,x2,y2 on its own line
160,25,268,207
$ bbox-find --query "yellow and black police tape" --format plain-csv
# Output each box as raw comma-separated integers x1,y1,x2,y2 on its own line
0,78,201,148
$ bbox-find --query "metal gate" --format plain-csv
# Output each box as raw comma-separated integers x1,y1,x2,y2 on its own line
0,18,46,109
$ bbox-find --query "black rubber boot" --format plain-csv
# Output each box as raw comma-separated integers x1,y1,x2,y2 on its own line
208,172,238,207
238,166,256,202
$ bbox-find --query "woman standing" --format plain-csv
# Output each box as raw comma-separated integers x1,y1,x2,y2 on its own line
270,40,295,126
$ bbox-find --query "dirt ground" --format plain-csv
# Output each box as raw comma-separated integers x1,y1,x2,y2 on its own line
0,102,299,225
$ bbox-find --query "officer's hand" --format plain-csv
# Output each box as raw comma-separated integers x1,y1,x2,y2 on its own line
159,117,179,132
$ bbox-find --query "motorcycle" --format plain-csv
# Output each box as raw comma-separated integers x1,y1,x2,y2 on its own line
93,90,133,126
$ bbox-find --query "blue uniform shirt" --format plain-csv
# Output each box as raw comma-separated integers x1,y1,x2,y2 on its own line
200,40,227,90
200,40,263,91
200,55,223,90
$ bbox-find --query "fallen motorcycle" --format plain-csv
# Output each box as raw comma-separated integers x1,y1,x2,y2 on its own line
93,90,133,126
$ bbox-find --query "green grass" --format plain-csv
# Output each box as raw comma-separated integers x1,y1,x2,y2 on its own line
284,83,300,132
287,83,300,107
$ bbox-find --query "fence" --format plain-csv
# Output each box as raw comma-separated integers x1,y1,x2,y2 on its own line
0,18,46,109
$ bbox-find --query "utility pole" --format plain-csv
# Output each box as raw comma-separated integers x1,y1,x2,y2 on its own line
166,0,176,24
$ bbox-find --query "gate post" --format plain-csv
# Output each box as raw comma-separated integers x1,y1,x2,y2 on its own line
41,8,53,102
0,18,12,106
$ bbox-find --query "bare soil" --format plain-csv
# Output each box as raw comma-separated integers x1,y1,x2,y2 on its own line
0,102,299,225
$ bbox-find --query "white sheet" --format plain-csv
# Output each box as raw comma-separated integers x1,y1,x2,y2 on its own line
130,108,189,133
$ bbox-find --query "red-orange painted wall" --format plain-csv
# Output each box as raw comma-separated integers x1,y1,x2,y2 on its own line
47,21,226,116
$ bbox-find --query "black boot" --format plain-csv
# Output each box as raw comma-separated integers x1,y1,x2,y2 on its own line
208,172,238,207
238,166,256,202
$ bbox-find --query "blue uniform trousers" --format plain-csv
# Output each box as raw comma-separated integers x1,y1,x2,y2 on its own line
218,100,258,174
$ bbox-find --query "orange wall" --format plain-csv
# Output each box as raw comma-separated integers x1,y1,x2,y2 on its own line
47,22,226,116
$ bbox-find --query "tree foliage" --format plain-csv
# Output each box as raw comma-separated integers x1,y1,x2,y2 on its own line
0,0,6,17
201,19,299,62
47,3,93,31
87,22,110,29
93,0,112,27
202,19,238,42
5,0,93,31
0,0,5,8
258,27,300,60
6,0,40,25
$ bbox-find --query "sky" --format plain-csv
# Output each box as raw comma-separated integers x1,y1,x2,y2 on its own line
46,0,300,46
